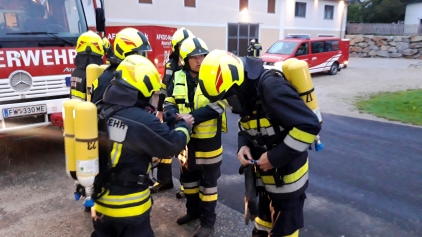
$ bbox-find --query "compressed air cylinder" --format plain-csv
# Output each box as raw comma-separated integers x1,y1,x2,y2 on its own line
286,60,322,123
74,101,99,207
86,64,106,102
287,60,324,151
281,58,298,81
63,99,83,181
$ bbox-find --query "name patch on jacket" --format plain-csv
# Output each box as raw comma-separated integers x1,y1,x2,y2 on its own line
107,118,128,142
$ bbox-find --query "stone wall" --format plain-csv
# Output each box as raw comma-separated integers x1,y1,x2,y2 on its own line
346,35,422,59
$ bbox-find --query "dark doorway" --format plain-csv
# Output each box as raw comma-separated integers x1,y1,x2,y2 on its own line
227,23,259,56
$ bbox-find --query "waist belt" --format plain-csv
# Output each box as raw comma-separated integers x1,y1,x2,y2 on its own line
111,168,150,188
238,124,284,188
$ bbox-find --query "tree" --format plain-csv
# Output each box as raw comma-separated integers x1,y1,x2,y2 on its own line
347,3,363,23
347,0,407,23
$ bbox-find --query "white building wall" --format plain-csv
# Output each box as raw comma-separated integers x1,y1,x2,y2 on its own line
283,0,346,37
101,0,345,51
404,3,422,25
104,0,283,52
105,0,280,29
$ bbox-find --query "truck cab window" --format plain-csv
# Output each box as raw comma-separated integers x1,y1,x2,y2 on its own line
0,0,86,36
296,43,308,56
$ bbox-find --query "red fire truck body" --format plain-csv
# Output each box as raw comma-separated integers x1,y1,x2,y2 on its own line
0,0,99,134
0,1,176,135
105,25,176,77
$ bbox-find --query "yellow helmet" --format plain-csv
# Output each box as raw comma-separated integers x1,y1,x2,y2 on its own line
114,28,152,60
171,27,194,51
115,55,161,97
179,37,209,62
198,49,244,102
76,30,104,56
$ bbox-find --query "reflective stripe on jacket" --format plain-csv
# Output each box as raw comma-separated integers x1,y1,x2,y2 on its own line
171,70,225,165
240,114,309,199
93,94,190,224
70,68,87,101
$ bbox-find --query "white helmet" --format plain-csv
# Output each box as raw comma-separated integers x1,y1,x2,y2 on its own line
250,39,256,44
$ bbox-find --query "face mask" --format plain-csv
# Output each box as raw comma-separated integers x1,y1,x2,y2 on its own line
224,88,250,116
226,94,244,114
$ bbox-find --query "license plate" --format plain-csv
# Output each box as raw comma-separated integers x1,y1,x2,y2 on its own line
3,104,47,118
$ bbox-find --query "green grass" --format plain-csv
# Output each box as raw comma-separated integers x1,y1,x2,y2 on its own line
355,89,422,126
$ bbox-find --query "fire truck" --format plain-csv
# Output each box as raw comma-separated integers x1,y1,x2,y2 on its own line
104,26,176,78
0,0,105,135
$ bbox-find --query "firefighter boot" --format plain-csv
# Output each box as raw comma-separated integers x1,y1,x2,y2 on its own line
252,228,268,237
150,182,174,193
176,213,200,225
176,189,186,199
193,226,213,237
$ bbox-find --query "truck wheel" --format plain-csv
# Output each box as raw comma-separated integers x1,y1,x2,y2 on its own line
328,62,339,75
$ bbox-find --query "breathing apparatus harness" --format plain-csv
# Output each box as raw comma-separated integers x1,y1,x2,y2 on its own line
92,103,152,201
237,69,285,188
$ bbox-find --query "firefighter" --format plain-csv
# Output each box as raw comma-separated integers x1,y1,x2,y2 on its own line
247,39,262,58
70,30,104,101
91,27,152,104
197,50,321,237
161,27,195,95
151,27,194,196
163,37,226,237
90,54,194,237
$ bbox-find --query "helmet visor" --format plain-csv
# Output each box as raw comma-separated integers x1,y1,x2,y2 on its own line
222,88,244,114
198,79,225,103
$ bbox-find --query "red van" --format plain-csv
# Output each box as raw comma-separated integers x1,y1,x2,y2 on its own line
260,37,350,75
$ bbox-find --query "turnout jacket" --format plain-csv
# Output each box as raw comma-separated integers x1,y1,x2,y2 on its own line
91,63,119,103
164,70,226,168
238,72,321,199
70,68,86,100
247,43,262,58
70,54,104,101
162,57,182,95
94,83,191,225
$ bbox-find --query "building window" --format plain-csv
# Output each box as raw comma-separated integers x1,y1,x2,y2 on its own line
311,40,340,54
139,0,152,3
228,23,259,56
324,5,334,20
268,0,275,13
295,2,306,18
185,0,195,7
240,0,248,12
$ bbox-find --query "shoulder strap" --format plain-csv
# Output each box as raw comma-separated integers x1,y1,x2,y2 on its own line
97,103,131,167
256,70,284,144
93,103,132,200
256,69,281,114
257,69,282,96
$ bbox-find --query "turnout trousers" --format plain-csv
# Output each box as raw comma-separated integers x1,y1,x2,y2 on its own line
156,157,173,185
91,210,154,237
180,162,221,228
252,192,306,237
